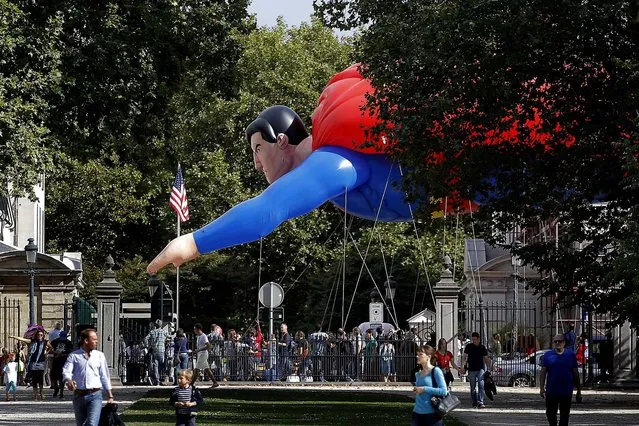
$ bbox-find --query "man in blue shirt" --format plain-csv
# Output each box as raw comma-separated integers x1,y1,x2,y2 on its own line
540,334,582,426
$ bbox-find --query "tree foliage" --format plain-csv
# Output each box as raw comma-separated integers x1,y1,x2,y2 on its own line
316,0,639,324
40,0,252,262
0,0,61,197
46,157,149,263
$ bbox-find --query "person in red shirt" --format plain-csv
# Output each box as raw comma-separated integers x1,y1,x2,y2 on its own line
575,336,586,366
434,338,461,390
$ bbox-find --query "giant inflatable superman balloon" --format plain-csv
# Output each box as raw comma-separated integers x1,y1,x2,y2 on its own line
147,64,467,273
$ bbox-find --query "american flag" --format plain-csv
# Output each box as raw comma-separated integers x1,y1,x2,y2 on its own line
169,164,190,222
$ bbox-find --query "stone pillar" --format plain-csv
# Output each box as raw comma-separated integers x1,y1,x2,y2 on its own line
433,257,461,354
96,255,123,386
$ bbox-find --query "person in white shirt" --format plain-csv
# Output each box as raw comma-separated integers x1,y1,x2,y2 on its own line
63,329,114,426
48,322,63,341
3,352,18,401
192,323,219,388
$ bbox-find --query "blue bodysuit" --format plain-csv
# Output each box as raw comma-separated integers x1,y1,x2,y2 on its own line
193,146,417,254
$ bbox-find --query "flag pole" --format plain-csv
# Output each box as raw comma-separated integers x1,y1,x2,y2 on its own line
176,217,180,333
170,161,189,334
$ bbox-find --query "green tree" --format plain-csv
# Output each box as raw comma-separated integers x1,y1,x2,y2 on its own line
0,1,61,197
46,157,149,263
41,0,252,263
316,0,639,324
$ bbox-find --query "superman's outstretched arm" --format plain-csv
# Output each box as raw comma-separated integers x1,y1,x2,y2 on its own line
147,147,370,274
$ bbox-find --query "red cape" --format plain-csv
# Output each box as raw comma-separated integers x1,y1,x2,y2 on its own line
311,64,390,154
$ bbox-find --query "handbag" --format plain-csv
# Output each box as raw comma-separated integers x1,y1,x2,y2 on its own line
430,368,461,416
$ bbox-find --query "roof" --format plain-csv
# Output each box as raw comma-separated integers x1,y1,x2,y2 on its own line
464,239,510,270
407,308,436,324
0,241,17,253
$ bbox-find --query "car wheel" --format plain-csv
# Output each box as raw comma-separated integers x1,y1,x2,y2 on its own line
510,374,532,387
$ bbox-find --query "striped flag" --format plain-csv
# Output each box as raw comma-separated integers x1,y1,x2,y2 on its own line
169,164,190,222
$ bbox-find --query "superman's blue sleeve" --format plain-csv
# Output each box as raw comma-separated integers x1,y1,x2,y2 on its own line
192,147,370,254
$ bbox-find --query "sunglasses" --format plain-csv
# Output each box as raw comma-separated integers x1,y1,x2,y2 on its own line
553,340,564,344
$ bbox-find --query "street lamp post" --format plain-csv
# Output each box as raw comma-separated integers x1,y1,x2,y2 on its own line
384,277,398,301
148,275,165,324
148,275,159,322
24,238,38,325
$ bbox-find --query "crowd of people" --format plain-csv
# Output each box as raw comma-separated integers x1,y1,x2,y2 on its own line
0,322,75,401
119,321,436,386
0,322,120,426
0,318,613,426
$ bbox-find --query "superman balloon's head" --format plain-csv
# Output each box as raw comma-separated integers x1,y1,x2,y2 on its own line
245,105,309,146
246,106,310,183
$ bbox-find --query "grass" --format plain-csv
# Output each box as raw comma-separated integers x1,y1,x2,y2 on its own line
121,388,467,426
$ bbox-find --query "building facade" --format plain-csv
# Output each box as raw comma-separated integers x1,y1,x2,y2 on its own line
0,180,83,348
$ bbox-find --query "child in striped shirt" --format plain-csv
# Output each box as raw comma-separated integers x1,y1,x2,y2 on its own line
169,369,204,426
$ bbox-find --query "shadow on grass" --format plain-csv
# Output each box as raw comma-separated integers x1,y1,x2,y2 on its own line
121,388,466,426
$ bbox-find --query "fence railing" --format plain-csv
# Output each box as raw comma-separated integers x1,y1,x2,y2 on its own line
119,337,422,385
0,298,21,350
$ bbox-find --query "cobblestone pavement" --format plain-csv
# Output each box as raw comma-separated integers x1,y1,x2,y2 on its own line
1,382,638,425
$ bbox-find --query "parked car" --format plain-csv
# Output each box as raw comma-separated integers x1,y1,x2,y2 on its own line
491,349,599,387
491,350,546,387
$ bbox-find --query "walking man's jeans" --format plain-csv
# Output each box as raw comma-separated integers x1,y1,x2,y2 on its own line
468,369,485,406
151,352,165,385
73,391,103,426
545,393,572,426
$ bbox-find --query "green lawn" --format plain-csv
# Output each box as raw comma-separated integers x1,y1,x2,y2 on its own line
121,388,466,426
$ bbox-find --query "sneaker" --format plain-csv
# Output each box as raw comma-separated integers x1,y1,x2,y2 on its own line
477,403,486,409
472,403,477,408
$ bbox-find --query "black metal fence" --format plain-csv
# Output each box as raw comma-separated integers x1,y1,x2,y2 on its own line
119,318,151,384
458,300,543,387
118,335,423,384
115,300,637,385
0,298,22,350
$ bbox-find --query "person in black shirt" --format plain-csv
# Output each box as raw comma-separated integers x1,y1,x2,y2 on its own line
459,332,491,409
598,331,614,383
50,331,73,398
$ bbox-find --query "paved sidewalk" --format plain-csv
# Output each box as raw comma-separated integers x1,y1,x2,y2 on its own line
1,382,639,425
0,385,151,425
442,382,639,426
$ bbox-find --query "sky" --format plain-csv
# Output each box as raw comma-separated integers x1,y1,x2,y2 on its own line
246,0,352,37
247,0,316,28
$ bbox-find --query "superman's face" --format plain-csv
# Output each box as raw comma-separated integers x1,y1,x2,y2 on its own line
250,133,292,184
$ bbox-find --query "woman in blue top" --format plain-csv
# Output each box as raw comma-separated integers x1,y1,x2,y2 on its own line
412,345,448,426
173,328,189,379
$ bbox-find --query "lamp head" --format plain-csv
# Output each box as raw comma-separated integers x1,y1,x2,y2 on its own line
148,275,161,297
24,238,38,265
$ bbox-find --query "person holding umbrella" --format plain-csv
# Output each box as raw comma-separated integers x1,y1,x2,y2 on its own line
11,325,51,400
